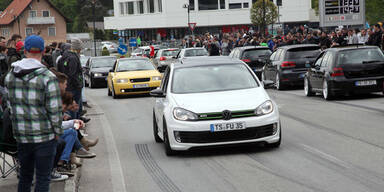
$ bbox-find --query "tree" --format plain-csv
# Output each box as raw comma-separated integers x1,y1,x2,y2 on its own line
0,0,12,11
250,0,278,36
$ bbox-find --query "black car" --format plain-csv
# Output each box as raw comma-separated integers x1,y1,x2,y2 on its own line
229,46,272,79
262,44,321,90
305,45,384,100
84,56,117,88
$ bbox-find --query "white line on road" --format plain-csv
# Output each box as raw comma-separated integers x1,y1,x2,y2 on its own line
88,97,127,192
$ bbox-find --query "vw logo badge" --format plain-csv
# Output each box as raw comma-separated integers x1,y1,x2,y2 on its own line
222,110,232,120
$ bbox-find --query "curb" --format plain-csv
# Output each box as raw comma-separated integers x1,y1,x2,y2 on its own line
64,164,82,192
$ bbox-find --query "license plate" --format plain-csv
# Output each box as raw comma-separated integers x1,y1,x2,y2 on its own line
210,122,246,132
133,84,149,88
355,80,377,86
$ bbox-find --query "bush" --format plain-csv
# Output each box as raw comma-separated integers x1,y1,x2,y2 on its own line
101,47,110,56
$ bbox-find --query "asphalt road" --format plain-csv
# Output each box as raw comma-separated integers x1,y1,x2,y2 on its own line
79,87,384,192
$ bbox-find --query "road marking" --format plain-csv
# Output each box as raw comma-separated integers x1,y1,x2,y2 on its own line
88,97,127,192
300,144,351,169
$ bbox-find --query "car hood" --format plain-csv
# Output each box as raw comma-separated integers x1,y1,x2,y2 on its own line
115,70,161,78
170,87,271,113
91,67,112,73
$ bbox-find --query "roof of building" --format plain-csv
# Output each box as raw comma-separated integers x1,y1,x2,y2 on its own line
0,0,70,25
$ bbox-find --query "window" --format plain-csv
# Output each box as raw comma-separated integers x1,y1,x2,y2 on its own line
126,2,134,15
1,28,10,37
189,0,195,10
147,0,155,13
198,0,218,10
29,10,37,18
243,2,249,8
137,1,144,14
48,27,56,36
42,10,50,17
158,0,162,12
25,27,33,37
120,2,124,15
220,0,225,9
229,3,242,9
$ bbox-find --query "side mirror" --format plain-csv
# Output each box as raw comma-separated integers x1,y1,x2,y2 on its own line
150,88,166,98
109,69,114,72
262,80,274,89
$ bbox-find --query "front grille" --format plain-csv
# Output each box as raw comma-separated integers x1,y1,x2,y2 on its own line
121,87,156,93
176,124,275,143
198,110,256,121
130,78,150,83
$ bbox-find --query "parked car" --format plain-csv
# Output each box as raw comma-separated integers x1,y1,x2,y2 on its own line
153,48,180,72
150,57,280,156
305,45,384,100
176,48,209,62
101,41,118,53
229,46,272,79
84,56,117,88
131,45,163,58
107,58,162,98
262,44,321,90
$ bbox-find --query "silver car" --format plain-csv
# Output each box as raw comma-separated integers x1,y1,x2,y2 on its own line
153,48,179,72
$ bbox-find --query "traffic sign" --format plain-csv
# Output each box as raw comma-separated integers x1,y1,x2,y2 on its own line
188,23,197,31
129,38,137,47
118,44,128,55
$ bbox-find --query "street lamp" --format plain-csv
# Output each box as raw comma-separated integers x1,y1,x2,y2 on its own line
182,4,193,37
90,0,97,57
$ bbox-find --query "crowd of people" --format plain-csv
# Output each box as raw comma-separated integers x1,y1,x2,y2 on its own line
180,24,384,56
0,34,98,191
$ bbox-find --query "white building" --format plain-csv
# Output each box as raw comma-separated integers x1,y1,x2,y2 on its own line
104,0,318,40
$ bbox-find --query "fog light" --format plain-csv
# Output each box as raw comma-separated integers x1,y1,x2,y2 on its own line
121,89,125,93
272,123,278,135
174,131,181,143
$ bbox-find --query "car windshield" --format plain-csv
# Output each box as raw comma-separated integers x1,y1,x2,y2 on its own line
172,64,258,94
286,47,321,59
91,57,116,68
184,49,208,57
243,49,272,60
162,50,179,57
117,60,155,72
337,48,384,64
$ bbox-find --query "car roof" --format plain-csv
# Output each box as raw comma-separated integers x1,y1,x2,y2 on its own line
173,56,243,69
90,56,116,59
159,48,179,51
119,57,150,61
279,44,320,49
182,47,207,50
236,46,270,50
326,45,379,52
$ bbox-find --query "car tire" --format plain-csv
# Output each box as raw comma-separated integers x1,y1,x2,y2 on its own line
275,73,285,90
153,112,162,143
304,77,315,97
266,124,281,148
107,84,112,96
163,120,177,156
112,84,118,99
322,80,333,100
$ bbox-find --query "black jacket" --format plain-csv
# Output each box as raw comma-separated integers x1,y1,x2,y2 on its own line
367,31,383,48
6,48,21,69
57,51,83,90
319,37,332,48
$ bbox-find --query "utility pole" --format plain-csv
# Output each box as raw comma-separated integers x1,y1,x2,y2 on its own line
92,0,97,57
263,0,266,37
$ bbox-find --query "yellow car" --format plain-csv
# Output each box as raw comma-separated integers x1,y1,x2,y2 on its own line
107,58,162,98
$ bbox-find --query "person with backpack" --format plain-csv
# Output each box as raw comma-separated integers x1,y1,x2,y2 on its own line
5,35,63,191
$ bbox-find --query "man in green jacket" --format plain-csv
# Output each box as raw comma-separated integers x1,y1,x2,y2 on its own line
5,35,63,192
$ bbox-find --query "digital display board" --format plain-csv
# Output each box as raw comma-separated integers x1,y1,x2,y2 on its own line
320,0,365,27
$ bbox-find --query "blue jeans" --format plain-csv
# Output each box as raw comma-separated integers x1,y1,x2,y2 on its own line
68,89,83,119
17,139,57,192
59,129,83,162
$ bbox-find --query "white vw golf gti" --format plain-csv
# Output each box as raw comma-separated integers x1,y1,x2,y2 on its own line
151,57,281,156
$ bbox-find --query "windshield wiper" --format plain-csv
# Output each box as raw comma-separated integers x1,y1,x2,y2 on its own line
362,60,383,64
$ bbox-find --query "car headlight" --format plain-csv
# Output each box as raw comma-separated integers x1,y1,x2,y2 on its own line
116,79,129,83
173,107,198,121
255,100,274,116
152,76,161,81
93,73,103,77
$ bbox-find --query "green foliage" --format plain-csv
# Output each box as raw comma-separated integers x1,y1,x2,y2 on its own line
101,47,110,56
311,0,319,15
250,0,278,35
0,0,12,11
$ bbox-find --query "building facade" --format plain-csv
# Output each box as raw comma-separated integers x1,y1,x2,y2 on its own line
104,0,318,41
0,0,69,44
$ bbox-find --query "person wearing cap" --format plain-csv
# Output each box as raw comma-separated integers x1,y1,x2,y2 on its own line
4,35,63,191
